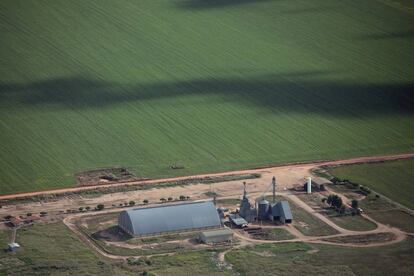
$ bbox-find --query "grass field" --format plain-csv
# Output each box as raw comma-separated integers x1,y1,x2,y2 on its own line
1,0,414,194
226,239,414,275
330,159,414,209
1,222,414,275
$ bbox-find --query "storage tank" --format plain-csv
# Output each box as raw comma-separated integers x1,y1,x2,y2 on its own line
258,199,270,220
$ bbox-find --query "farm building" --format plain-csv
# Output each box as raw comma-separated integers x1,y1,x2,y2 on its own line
8,242,20,252
198,229,233,244
118,201,221,237
229,214,248,228
270,201,293,224
238,177,293,224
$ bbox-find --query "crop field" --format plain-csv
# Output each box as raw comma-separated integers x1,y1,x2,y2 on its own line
1,0,414,194
330,159,414,209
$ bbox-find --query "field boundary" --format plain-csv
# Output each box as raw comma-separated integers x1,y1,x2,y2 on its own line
1,152,414,200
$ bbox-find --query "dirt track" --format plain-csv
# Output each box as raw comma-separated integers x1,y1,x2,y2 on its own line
1,152,414,200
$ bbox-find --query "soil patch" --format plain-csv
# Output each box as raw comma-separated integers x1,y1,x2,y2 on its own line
75,167,145,186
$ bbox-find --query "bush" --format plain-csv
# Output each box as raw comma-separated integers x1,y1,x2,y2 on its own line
160,198,166,203
79,207,84,212
167,197,173,201
129,201,135,206
27,213,32,217
179,195,186,201
96,204,104,211
351,199,359,209
143,199,149,204
85,206,91,211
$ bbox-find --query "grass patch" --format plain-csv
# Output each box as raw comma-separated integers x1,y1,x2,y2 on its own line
0,223,136,275
297,193,377,231
322,232,395,244
1,0,414,194
226,238,414,276
328,215,377,231
329,159,414,209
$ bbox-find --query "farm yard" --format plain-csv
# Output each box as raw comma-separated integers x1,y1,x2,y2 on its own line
1,0,414,194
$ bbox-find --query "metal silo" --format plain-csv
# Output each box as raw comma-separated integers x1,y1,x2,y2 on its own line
258,198,269,220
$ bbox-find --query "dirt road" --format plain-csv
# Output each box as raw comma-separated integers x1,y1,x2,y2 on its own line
2,152,414,200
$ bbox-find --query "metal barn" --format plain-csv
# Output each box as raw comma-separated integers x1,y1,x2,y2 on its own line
118,201,221,237
198,229,233,244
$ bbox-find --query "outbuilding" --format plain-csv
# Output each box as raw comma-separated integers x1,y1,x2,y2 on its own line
271,201,293,224
229,214,248,228
8,243,20,252
198,229,233,244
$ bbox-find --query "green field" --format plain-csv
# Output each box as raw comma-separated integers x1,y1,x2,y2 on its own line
330,159,414,209
1,0,414,194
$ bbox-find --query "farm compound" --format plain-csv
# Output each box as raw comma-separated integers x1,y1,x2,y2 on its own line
118,201,221,237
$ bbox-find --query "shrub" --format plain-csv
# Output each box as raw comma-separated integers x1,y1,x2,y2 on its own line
26,213,32,217
351,199,359,209
179,195,186,201
85,206,91,211
168,197,173,201
143,199,149,204
129,201,135,206
96,204,105,211
160,198,166,203
79,207,84,212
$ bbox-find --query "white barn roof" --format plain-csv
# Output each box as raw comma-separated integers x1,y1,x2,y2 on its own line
118,201,221,236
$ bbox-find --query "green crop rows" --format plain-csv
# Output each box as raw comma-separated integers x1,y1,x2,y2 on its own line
1,0,413,194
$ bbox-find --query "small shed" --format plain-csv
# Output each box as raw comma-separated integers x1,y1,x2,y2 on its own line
8,243,20,252
198,229,233,244
229,214,248,228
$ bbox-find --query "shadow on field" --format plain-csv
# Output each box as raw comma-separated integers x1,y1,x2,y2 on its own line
1,72,413,117
177,0,273,9
357,30,414,40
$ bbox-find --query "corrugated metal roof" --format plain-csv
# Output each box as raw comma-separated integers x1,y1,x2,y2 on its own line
279,201,293,220
119,201,221,236
229,214,248,225
200,229,233,238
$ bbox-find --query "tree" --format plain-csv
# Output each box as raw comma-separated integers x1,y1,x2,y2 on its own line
179,195,186,201
129,201,135,206
339,204,346,214
351,199,359,209
143,199,149,205
326,194,342,210
186,196,190,200
96,204,104,211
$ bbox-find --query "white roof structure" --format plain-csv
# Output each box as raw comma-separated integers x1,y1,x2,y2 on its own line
118,201,221,236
